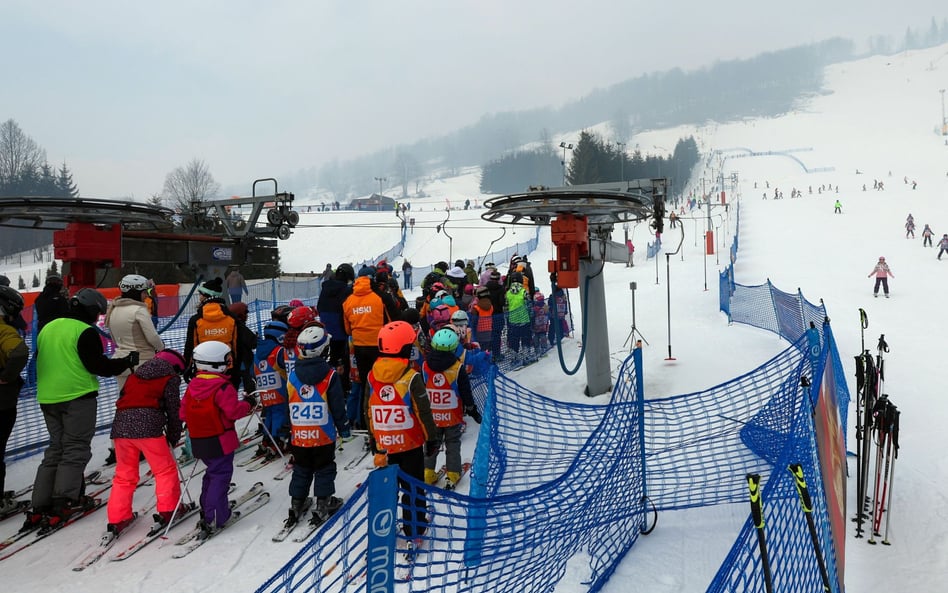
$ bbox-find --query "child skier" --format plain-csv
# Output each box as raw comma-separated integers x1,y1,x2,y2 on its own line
254,319,289,456
938,234,948,260
107,349,189,534
180,341,255,537
286,323,350,528
868,256,894,298
367,321,439,541
922,224,934,247
422,329,481,489
468,286,494,355
531,293,551,351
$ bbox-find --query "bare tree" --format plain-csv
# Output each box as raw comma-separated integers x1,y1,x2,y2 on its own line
0,119,47,182
162,158,220,213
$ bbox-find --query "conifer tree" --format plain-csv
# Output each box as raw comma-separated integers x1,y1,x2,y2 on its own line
56,162,79,197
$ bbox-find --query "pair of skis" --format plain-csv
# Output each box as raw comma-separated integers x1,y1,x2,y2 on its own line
171,482,270,559
0,497,106,561
108,482,241,563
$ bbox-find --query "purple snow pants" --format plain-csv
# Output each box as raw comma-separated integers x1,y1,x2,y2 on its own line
200,453,235,527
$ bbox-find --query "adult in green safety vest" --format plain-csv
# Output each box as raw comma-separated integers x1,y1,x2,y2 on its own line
22,288,137,531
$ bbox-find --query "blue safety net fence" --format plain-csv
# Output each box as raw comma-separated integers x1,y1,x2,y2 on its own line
254,200,851,593
6,201,850,593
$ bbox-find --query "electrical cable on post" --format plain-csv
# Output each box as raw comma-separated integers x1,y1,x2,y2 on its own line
663,221,684,361
478,227,506,274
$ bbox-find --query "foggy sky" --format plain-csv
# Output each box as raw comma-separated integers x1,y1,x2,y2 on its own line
2,0,944,200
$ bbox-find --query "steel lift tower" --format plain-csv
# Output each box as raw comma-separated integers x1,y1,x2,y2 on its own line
482,178,667,396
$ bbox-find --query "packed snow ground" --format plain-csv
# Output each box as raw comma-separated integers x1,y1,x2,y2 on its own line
3,44,948,592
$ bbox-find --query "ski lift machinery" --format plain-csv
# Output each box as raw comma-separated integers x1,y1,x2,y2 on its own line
482,178,667,396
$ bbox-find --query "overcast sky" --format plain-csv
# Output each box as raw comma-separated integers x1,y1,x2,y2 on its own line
2,1,945,200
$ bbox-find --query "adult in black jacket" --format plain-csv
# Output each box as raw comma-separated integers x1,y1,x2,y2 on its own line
33,273,69,333
316,264,354,391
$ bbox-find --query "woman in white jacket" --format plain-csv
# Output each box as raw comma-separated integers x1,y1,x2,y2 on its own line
103,274,165,465
106,274,164,390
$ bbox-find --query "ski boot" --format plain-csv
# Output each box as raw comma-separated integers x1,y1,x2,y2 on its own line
287,497,308,526
47,495,96,528
310,496,343,526
445,471,461,491
107,513,137,536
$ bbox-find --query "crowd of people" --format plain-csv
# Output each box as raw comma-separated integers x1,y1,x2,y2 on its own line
0,253,568,545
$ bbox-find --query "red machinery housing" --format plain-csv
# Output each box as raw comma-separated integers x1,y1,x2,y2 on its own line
549,214,588,289
53,222,122,292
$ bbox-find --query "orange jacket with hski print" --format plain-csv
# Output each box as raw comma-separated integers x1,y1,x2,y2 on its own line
342,276,389,347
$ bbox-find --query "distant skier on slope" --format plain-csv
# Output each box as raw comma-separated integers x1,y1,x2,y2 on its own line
937,234,948,260
868,257,894,298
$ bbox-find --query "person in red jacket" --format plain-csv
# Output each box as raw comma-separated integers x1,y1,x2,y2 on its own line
180,341,255,537
107,349,188,535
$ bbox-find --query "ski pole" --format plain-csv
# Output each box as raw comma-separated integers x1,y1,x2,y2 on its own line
867,395,891,544
746,474,773,593
176,463,196,506
164,460,201,538
856,353,877,537
252,408,286,462
237,389,268,439
852,352,865,531
882,409,900,546
788,464,832,592
858,308,868,354
871,400,898,539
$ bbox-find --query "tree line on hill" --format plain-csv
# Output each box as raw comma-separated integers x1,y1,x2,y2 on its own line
479,133,700,195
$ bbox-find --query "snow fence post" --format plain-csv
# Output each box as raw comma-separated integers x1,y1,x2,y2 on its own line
366,465,398,593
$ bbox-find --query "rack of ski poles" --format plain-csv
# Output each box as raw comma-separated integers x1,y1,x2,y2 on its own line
853,308,901,546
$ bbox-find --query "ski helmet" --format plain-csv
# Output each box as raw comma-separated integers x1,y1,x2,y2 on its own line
70,288,108,320
263,320,288,343
154,348,187,373
378,321,416,356
287,306,317,329
271,305,294,323
431,328,460,352
118,274,148,293
297,323,331,359
0,285,24,318
429,304,452,331
192,341,232,373
450,310,469,327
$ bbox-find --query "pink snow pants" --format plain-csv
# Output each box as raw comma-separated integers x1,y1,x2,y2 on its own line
107,436,181,523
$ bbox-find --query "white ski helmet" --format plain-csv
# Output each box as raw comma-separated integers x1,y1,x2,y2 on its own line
192,341,232,372
297,323,331,359
450,310,468,327
118,274,148,293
